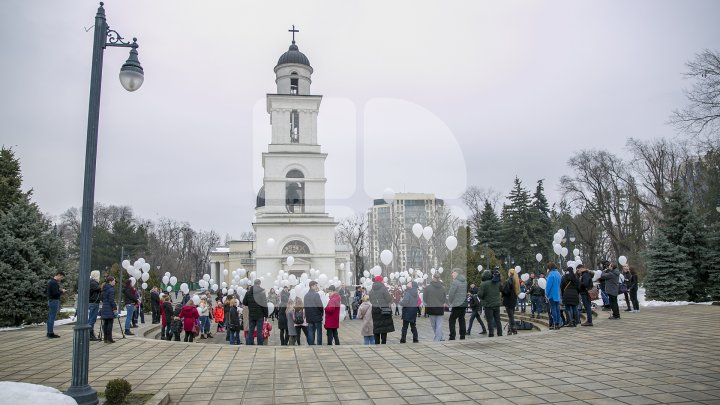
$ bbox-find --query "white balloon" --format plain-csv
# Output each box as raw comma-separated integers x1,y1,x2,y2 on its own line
122,260,131,269
340,304,347,321
363,270,370,278
518,292,526,299
238,268,247,277
438,267,444,274
431,268,436,274
445,236,458,251
212,283,219,291
318,274,328,286
573,248,580,257
221,282,227,288
380,250,393,266
618,255,628,266
138,258,145,265
267,302,274,315
192,295,200,305
129,277,136,286
141,272,150,282
164,272,171,278
412,223,423,238
514,266,521,273
180,282,188,292
521,273,529,282
141,282,148,289
372,266,382,276
399,277,406,284
228,288,234,295
203,274,210,282
223,269,228,276
561,247,569,257
538,278,547,289
536,253,543,263
553,244,562,255
558,229,566,237
162,276,169,285
222,288,227,294
383,188,395,204
422,226,433,240
166,286,173,292
567,261,575,269
593,270,602,282
553,233,562,244
141,263,151,273
477,265,483,272
286,256,295,267
383,277,388,283
170,276,178,286
199,280,206,288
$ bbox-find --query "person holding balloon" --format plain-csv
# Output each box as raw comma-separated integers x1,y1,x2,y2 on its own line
121,279,138,336
576,264,594,326
560,267,580,327
600,262,621,319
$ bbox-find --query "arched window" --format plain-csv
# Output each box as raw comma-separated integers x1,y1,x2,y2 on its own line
286,170,304,213
290,110,300,143
256,186,265,208
282,240,310,255
290,72,299,95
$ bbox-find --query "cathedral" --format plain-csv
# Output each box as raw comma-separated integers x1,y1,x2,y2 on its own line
209,29,349,288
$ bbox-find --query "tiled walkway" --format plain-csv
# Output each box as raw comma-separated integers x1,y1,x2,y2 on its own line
1,305,719,404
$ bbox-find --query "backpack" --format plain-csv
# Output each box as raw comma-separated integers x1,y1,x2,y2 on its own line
294,310,304,325
514,320,534,330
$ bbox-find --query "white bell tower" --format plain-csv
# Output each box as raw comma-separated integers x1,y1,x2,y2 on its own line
253,27,337,288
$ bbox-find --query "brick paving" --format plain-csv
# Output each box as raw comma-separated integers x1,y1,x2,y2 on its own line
1,305,719,404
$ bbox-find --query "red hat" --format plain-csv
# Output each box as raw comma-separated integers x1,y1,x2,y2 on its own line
373,276,383,282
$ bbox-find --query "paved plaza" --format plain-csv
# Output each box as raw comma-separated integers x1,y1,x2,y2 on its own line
1,305,719,404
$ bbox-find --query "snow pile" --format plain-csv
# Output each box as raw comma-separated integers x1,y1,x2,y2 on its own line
0,381,78,405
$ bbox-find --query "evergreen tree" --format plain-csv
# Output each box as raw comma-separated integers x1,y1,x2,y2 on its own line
644,232,692,301
529,180,552,264
0,148,69,326
704,222,720,300
499,177,534,270
644,184,707,301
476,200,501,252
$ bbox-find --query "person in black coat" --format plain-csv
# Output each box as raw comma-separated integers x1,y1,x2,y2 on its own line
424,274,447,341
303,281,324,345
399,281,419,343
100,276,117,343
88,270,102,340
576,264,594,326
369,277,394,344
150,288,161,324
560,267,580,327
466,283,487,335
242,279,268,345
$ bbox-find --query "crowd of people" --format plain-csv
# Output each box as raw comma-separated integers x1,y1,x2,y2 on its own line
46,260,639,345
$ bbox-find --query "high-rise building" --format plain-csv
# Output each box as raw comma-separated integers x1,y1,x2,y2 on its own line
367,193,444,273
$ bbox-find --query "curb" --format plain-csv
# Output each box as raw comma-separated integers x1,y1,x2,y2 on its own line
145,391,170,405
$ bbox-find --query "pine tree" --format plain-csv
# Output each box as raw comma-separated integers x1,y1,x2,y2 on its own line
499,177,534,270
529,180,552,264
476,200,501,252
0,148,69,326
644,184,707,301
704,222,720,300
644,232,692,301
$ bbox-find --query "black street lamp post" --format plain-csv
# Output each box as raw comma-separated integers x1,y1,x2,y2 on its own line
66,3,143,405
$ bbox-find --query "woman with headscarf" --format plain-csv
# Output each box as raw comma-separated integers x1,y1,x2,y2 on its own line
369,276,394,344
502,268,520,335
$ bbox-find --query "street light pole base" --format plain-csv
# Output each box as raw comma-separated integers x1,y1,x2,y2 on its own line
65,384,98,405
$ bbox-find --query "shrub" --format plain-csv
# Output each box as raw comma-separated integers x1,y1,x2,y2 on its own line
105,378,132,405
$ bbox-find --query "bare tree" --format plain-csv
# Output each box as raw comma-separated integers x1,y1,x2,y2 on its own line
626,137,689,220
461,186,500,240
560,150,649,261
335,214,368,283
671,49,720,148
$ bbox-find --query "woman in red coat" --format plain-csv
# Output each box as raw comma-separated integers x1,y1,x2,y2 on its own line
324,285,342,345
179,300,200,342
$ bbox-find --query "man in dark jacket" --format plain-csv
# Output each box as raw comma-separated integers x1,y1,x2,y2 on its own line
150,287,161,324
242,279,268,345
47,271,66,338
424,273,447,341
122,280,138,335
304,281,324,345
88,270,102,340
466,284,487,335
600,263,621,320
577,264,594,326
399,281,419,343
478,269,503,337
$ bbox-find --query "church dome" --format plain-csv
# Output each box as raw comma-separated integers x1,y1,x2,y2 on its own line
276,43,311,68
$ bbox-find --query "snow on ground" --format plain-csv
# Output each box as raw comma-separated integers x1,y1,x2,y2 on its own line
0,381,78,404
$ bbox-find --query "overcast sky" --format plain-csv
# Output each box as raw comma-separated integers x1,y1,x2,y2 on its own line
2,0,719,238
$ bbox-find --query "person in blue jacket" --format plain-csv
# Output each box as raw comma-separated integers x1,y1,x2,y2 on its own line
544,262,562,330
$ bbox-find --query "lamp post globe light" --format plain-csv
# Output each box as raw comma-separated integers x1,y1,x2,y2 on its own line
66,3,143,405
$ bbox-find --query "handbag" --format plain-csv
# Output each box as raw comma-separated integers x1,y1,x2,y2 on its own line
380,306,392,316
587,287,599,301
192,323,200,336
